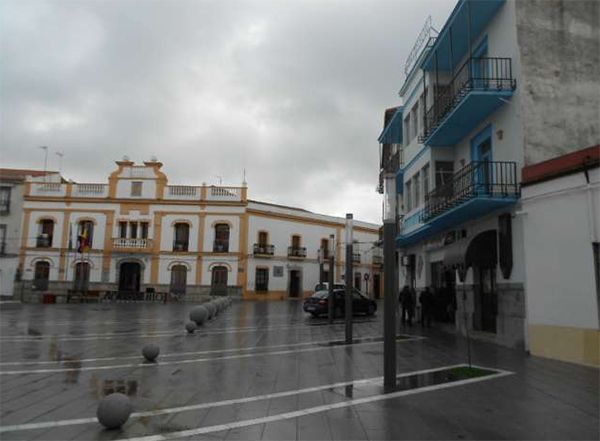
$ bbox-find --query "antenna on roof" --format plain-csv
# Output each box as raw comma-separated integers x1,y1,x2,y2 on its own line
38,146,49,182
242,168,247,187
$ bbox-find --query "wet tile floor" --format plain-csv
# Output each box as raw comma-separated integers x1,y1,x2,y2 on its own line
0,300,598,440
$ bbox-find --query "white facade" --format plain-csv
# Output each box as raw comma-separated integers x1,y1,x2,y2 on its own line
16,160,381,302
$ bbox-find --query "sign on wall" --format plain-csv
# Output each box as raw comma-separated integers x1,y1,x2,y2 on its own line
273,266,284,277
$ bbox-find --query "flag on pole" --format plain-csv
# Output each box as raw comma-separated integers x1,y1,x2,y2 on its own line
77,226,90,253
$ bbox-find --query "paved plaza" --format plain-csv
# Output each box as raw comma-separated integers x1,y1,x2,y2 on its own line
0,300,598,441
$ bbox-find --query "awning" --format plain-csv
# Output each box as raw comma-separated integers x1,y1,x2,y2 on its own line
443,239,469,269
378,108,404,144
465,229,497,269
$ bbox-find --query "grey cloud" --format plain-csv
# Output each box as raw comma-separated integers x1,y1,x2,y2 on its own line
0,0,455,223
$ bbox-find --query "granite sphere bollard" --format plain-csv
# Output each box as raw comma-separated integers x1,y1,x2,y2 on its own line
97,392,132,429
142,343,160,362
185,321,197,333
189,305,208,325
206,302,216,318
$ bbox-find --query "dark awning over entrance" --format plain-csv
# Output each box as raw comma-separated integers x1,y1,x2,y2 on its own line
465,230,497,269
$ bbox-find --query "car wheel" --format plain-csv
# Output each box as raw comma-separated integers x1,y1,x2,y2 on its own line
367,304,375,316
310,312,319,318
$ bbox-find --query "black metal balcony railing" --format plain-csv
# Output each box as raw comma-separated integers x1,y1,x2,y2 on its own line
288,247,307,258
373,255,383,266
213,240,229,253
352,253,361,263
254,244,275,256
420,161,519,223
172,241,189,252
36,235,52,248
423,57,516,141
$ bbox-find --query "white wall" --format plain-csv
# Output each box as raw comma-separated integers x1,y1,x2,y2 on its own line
522,169,600,330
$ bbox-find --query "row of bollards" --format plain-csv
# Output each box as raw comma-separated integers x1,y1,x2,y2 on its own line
96,297,234,430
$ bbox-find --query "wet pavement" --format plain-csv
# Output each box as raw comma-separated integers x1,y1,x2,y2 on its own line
0,300,598,440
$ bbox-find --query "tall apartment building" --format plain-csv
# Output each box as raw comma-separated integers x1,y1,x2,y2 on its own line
16,159,382,302
378,0,599,364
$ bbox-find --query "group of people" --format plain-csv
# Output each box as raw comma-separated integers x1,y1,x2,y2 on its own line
398,285,435,327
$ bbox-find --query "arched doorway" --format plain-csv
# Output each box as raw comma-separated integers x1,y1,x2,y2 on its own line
170,265,187,295
466,230,498,333
119,262,141,293
211,266,228,296
73,262,90,292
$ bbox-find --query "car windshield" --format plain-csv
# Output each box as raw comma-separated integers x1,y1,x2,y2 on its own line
313,291,329,299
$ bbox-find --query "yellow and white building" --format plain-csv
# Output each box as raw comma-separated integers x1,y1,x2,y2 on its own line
17,159,382,302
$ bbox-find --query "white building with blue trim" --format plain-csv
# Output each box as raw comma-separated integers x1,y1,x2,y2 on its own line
378,0,599,352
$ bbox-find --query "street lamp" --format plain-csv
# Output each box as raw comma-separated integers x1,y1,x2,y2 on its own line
383,171,398,392
345,213,353,344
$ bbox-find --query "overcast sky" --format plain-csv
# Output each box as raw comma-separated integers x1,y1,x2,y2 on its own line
1,0,455,224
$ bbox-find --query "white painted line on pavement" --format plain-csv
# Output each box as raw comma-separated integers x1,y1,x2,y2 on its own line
0,364,512,434
0,337,424,375
0,335,418,366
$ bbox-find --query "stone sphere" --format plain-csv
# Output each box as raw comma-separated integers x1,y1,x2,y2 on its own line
185,321,197,333
206,302,216,318
97,392,132,429
142,343,160,362
189,305,208,325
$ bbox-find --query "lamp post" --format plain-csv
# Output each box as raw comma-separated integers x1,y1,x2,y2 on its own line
383,172,398,392
345,213,353,344
328,233,335,324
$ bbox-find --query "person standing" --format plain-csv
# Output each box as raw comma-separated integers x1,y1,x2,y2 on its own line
399,285,414,326
419,286,434,327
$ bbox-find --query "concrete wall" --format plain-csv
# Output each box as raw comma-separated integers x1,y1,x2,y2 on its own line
515,0,600,165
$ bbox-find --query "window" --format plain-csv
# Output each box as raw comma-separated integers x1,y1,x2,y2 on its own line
322,270,330,284
405,181,412,212
435,161,454,187
131,181,142,197
321,238,330,259
258,231,268,246
0,224,6,255
291,235,301,249
140,222,149,239
33,261,50,291
170,265,187,295
73,262,90,292
413,172,420,208
130,222,138,239
119,222,128,239
78,221,94,249
214,224,230,252
37,219,54,248
211,266,228,295
404,114,411,143
422,163,430,199
411,102,419,142
0,187,10,213
173,223,189,251
255,268,269,292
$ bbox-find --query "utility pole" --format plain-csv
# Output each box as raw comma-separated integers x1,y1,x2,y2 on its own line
328,233,335,324
383,172,398,392
345,213,353,344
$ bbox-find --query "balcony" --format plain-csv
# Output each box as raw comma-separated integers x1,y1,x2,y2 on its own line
213,240,229,253
288,247,307,259
253,244,274,257
72,183,108,198
352,253,361,264
373,255,383,266
36,235,53,248
378,150,402,194
172,241,189,252
113,238,152,252
422,57,516,146
397,161,519,248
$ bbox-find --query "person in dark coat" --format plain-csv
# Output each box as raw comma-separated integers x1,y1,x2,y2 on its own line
419,286,434,327
399,285,414,326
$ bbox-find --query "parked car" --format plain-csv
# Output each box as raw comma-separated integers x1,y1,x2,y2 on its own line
303,289,377,318
313,282,345,293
